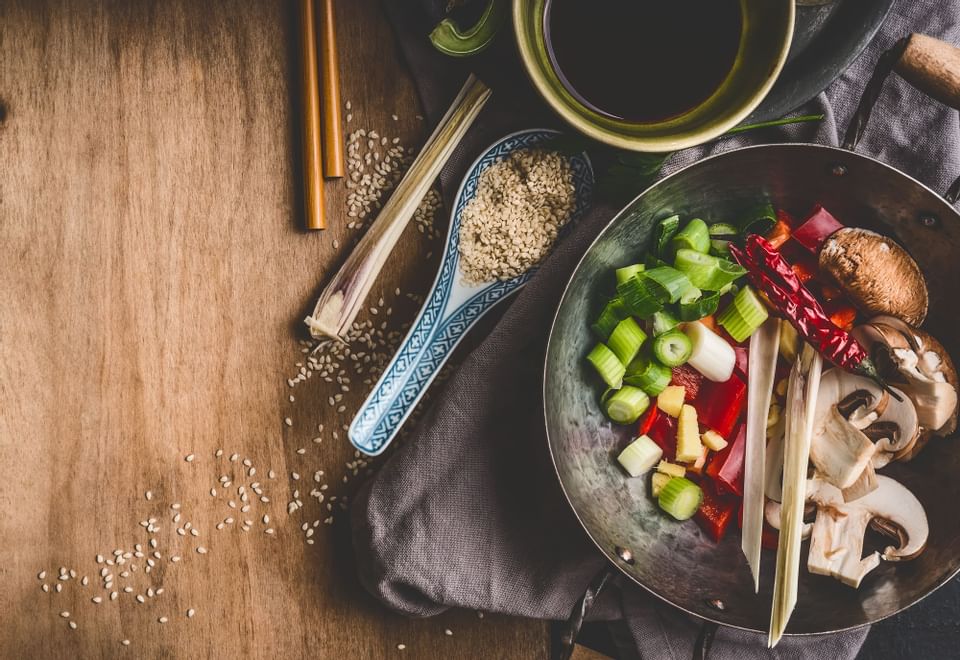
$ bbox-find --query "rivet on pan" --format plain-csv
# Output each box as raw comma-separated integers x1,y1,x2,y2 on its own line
615,546,635,565
919,213,939,228
830,163,848,177
706,598,726,612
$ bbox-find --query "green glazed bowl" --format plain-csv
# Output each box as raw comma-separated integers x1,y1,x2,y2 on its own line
513,0,795,153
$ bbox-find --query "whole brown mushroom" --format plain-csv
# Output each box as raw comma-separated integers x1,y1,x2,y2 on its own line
819,228,928,326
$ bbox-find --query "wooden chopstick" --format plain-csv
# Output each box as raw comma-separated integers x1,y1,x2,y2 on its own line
319,0,344,179
299,0,325,230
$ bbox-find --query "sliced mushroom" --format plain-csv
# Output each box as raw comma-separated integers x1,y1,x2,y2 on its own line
818,228,928,326
811,370,919,489
853,318,958,436
764,500,812,539
806,475,928,588
841,460,877,503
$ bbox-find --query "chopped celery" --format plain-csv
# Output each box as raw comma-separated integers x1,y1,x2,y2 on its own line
674,249,746,291
624,353,672,395
651,472,672,497
615,263,645,285
651,309,679,336
607,317,647,365
677,290,720,321
657,385,685,417
675,404,702,462
655,215,681,255
643,267,694,304
658,477,703,520
652,330,693,367
617,275,663,319
617,435,663,476
591,298,629,340
587,343,625,389
604,386,650,424
656,461,686,478
670,218,710,254
717,285,769,342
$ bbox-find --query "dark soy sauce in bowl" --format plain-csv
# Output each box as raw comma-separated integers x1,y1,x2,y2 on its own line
545,0,743,123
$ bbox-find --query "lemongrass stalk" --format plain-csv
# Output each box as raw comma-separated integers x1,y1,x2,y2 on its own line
305,75,492,341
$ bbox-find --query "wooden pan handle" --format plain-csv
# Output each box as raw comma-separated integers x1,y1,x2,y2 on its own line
895,34,960,111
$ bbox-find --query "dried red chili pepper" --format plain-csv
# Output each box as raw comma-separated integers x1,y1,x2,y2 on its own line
729,234,895,395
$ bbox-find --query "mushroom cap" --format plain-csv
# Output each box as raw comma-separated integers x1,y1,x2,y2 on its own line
819,228,929,326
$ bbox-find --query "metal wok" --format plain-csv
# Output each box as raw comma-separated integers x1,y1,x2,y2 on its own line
544,34,960,655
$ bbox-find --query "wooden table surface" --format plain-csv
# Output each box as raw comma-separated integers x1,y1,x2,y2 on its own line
0,1,549,657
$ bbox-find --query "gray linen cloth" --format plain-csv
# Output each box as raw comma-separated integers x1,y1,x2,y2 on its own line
353,1,960,657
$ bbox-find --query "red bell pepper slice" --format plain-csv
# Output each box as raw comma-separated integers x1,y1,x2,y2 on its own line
694,374,746,439
637,405,658,437
647,412,677,461
694,481,739,543
792,205,844,254
705,423,745,496
825,301,857,331
670,364,703,401
733,344,749,381
765,213,792,250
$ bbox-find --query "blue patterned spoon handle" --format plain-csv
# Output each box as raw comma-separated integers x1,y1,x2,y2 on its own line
349,281,524,456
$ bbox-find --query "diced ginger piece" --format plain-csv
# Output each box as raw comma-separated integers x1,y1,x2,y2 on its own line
701,429,728,452
675,404,702,462
656,385,686,418
688,446,710,475
656,461,685,478
651,472,671,497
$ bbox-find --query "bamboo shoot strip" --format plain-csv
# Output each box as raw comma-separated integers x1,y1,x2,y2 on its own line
769,343,822,647
306,75,492,341
741,318,780,592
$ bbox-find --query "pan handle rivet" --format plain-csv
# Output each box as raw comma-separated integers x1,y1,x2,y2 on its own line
706,598,726,611
919,214,939,228
830,163,848,177
614,546,635,565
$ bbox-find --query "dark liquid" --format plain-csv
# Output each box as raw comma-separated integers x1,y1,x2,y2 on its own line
545,0,743,122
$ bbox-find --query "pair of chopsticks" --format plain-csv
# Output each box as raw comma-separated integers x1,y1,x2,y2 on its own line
299,0,343,230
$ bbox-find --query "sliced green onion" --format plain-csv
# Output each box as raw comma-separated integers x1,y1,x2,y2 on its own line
656,215,681,256
429,0,506,57
737,201,776,237
615,263,645,285
617,435,663,477
658,477,703,521
684,321,736,382
710,240,732,258
645,253,670,270
624,354,672,395
643,267,693,304
708,222,738,238
617,276,663,319
708,222,737,257
587,343,625,389
674,249,746,291
652,309,680,336
717,285,770,342
591,298,629,340
653,329,693,367
607,317,647,365
670,218,710,254
677,290,720,321
604,385,650,424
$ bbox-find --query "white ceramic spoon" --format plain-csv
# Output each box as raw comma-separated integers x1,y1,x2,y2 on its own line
349,128,594,456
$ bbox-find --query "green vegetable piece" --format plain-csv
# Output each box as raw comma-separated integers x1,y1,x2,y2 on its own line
587,343,625,389
607,317,648,366
624,353,672,395
429,0,506,57
604,386,650,424
652,329,693,367
591,298,629,341
617,276,663,319
677,290,720,321
615,264,645,285
644,253,670,270
737,201,776,238
717,285,769,342
655,215,681,256
670,218,710,255
658,477,704,520
674,249,746,291
651,309,680,336
708,222,738,238
643,267,694,304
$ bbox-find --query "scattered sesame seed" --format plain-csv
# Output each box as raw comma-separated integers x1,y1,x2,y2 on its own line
69,621,77,630
37,571,46,580
185,453,195,462
158,617,168,624
187,608,196,618
92,596,102,604
284,417,293,427
196,547,207,554
60,611,70,618
397,644,406,650
121,640,130,646
444,629,453,636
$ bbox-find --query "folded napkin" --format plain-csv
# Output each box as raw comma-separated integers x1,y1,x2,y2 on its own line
353,2,960,657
